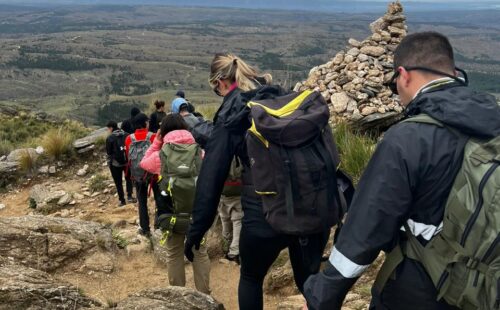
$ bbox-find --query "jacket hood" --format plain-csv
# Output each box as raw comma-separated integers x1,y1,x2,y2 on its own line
171,98,188,114
162,129,195,144
406,85,500,139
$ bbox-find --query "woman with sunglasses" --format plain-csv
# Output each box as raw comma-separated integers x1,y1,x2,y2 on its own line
184,54,329,309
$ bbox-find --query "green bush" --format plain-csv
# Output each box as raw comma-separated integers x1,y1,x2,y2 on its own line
334,122,376,184
0,140,14,156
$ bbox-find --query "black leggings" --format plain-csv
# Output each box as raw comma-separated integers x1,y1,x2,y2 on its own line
109,165,132,203
238,224,329,310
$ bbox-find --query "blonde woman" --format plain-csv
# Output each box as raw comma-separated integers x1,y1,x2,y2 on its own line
184,54,329,309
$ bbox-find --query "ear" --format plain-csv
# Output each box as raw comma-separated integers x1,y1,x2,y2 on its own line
398,67,411,87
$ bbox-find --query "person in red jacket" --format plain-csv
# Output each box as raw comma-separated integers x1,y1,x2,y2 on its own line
125,113,158,236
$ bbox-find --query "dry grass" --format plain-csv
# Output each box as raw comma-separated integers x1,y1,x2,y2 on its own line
41,128,74,160
18,149,37,175
196,103,219,120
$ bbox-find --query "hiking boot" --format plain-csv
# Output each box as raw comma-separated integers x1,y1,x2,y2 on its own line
127,196,137,203
225,254,240,265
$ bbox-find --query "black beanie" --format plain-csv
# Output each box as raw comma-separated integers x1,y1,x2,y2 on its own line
130,107,141,118
175,90,185,99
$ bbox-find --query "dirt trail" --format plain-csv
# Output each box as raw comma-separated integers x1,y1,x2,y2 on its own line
0,174,282,309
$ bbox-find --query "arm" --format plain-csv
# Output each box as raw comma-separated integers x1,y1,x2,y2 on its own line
105,136,113,166
304,125,421,310
140,135,163,175
187,123,239,246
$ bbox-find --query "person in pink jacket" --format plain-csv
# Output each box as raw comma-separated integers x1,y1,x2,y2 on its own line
140,113,211,294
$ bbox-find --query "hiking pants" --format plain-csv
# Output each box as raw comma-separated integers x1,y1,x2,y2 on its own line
238,222,329,310
109,165,132,203
218,195,243,257
135,180,160,233
166,232,211,294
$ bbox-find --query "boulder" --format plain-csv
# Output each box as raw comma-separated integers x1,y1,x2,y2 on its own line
73,127,108,149
116,287,224,310
0,161,18,173
0,216,116,271
83,251,115,273
0,262,101,309
6,148,37,163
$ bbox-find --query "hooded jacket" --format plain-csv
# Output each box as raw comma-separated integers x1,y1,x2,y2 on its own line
304,82,500,310
139,129,195,175
106,129,128,167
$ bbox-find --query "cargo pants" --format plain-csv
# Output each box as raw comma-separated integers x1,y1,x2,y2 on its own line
218,195,243,257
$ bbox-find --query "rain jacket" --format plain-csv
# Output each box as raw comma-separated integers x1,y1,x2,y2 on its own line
303,80,500,310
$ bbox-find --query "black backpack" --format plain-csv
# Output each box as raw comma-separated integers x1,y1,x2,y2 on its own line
247,89,345,235
112,131,128,166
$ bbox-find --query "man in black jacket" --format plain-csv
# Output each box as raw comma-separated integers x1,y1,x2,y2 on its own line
303,32,500,309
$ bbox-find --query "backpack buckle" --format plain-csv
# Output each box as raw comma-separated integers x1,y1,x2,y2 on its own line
466,257,479,269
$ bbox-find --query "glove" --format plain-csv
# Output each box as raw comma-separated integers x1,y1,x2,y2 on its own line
184,233,202,262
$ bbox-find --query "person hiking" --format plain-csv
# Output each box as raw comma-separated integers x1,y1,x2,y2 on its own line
219,157,244,264
121,106,140,135
106,121,134,206
140,113,211,294
125,113,159,237
149,100,166,133
303,31,500,310
171,97,201,129
184,53,334,310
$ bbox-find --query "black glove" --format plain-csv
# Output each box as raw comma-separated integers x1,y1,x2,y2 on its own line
184,233,202,262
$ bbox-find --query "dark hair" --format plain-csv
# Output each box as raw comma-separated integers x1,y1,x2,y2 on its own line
133,113,149,129
175,90,185,98
130,107,141,118
160,113,189,138
179,103,189,113
394,31,455,74
106,120,118,130
154,100,165,110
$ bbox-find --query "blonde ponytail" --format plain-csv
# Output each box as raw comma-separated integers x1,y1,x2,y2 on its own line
209,53,272,92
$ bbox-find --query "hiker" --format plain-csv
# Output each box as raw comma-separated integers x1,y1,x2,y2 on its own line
175,90,185,99
149,100,166,133
303,32,500,310
171,97,201,129
140,113,211,294
184,54,336,310
105,121,134,206
219,158,244,264
121,106,140,134
125,113,159,237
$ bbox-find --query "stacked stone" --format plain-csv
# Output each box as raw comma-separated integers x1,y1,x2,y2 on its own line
294,1,407,130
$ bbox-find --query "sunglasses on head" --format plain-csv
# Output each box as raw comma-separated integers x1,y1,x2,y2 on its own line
387,66,468,95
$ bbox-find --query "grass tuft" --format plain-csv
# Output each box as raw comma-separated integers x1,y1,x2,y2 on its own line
41,128,74,160
18,149,37,174
0,140,14,156
334,122,376,184
89,174,108,193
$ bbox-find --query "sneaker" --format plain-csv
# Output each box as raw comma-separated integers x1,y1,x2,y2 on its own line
127,196,137,203
119,201,126,207
225,254,240,265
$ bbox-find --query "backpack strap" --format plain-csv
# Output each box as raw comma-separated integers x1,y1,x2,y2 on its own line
130,134,136,143
146,132,153,141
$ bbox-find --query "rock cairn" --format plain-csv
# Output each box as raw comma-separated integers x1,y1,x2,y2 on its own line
294,1,407,131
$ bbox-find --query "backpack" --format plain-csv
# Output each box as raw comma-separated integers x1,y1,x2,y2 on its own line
246,89,343,235
222,156,243,197
157,142,202,239
374,114,500,310
111,131,128,166
128,132,153,180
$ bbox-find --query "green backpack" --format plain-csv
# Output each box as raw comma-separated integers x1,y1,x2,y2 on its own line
222,156,243,197
375,114,500,310
157,142,202,243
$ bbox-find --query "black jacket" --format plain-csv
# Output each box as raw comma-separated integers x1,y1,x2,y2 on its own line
121,118,135,135
187,86,289,242
106,129,128,167
304,82,500,310
149,111,166,133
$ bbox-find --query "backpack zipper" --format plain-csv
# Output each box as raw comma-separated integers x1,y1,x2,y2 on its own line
460,162,499,246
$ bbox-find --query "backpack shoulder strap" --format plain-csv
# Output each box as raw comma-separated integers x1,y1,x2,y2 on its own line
402,114,444,127
146,132,153,141
130,134,136,143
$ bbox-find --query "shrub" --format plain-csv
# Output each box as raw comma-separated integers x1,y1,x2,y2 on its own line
89,174,108,193
41,128,74,160
18,149,37,174
0,139,14,156
334,122,376,184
